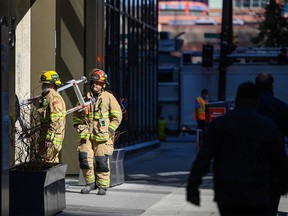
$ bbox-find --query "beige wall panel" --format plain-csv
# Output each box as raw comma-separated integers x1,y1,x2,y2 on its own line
56,0,85,174
31,0,56,95
85,0,105,71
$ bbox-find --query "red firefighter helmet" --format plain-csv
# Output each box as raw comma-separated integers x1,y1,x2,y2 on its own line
89,68,109,88
89,69,108,83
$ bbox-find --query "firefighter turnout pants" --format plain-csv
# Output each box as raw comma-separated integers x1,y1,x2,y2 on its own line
40,143,62,163
78,138,114,189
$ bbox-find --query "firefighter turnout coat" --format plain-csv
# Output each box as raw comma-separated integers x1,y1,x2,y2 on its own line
73,90,122,188
38,88,66,163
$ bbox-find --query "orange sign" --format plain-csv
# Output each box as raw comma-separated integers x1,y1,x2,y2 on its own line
207,107,226,122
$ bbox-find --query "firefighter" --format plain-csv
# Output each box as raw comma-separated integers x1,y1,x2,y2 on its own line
38,70,66,163
194,88,209,131
73,68,122,195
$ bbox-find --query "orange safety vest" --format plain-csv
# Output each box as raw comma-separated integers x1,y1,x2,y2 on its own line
194,96,207,121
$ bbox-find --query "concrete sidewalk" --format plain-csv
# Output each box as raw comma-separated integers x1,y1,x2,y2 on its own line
58,137,288,216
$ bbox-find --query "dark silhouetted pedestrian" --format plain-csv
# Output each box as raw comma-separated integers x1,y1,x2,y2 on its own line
187,82,288,216
255,72,288,215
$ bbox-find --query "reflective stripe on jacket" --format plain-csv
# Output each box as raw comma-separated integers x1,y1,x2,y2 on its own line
73,90,122,142
39,89,66,146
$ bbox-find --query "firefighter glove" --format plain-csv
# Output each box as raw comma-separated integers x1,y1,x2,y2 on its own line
108,128,115,138
45,140,53,148
76,125,88,134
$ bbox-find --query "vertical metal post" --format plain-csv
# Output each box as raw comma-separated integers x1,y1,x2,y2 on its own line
196,129,203,152
0,16,10,216
218,0,233,101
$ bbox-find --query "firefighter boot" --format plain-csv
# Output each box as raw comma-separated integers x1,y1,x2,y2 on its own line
97,187,107,195
81,182,96,194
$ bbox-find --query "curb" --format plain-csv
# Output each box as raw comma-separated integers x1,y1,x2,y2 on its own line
123,139,161,160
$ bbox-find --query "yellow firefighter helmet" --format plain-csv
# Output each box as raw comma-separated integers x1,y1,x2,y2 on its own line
40,70,62,86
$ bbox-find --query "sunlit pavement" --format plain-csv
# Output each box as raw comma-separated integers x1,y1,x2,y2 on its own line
59,136,288,216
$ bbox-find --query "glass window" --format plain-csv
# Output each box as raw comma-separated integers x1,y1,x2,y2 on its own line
243,0,251,8
235,0,242,8
260,0,269,8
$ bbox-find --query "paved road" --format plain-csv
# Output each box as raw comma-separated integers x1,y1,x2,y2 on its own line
59,138,288,216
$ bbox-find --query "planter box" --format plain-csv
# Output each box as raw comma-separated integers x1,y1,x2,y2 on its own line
10,163,67,216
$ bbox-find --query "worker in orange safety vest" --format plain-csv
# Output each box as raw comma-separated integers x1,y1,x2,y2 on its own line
194,88,209,131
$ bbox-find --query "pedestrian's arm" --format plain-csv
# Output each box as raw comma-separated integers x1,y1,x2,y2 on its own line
270,128,288,195
195,109,200,120
194,100,200,120
282,106,288,138
186,124,214,206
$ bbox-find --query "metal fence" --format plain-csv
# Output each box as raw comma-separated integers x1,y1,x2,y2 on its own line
104,0,159,148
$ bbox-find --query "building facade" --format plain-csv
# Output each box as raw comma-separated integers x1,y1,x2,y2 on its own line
158,0,275,51
0,0,158,214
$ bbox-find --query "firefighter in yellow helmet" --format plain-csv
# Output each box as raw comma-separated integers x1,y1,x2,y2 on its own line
38,70,66,163
73,68,122,195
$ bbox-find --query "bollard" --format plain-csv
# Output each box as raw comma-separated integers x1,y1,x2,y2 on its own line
196,129,203,152
157,118,167,141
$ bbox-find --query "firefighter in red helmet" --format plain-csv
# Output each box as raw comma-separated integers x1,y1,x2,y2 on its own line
73,68,122,195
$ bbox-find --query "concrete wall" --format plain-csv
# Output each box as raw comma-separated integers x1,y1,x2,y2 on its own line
15,0,56,100
15,1,31,100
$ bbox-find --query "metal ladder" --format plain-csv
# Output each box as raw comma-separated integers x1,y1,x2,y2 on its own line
16,76,94,142
20,76,94,115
